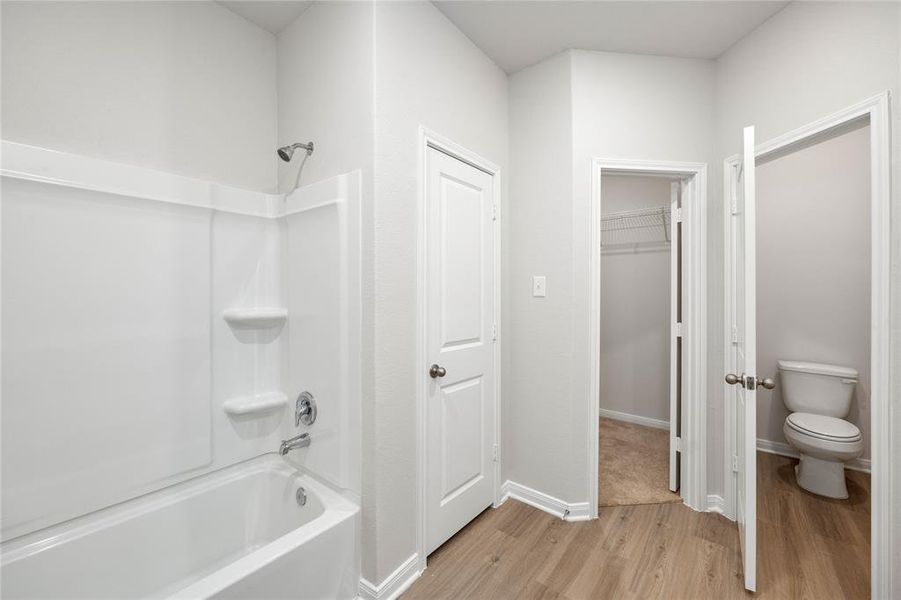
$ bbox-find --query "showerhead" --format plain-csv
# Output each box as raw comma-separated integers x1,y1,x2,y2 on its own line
277,142,314,162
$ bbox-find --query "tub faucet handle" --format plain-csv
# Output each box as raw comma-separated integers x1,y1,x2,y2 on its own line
295,391,317,427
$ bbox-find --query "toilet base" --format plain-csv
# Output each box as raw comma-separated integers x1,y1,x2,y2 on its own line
794,454,849,499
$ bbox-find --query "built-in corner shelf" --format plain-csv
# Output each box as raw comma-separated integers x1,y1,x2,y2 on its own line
223,392,288,417
222,308,288,329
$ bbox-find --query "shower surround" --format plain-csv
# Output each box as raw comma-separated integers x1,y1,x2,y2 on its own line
0,141,362,598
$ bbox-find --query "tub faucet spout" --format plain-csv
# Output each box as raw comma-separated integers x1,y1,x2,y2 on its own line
279,432,311,455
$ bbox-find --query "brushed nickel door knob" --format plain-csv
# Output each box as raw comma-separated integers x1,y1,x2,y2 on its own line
757,377,776,390
725,373,741,386
429,364,447,378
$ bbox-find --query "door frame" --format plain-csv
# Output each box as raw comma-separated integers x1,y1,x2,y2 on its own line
589,158,709,516
721,92,892,597
416,127,502,573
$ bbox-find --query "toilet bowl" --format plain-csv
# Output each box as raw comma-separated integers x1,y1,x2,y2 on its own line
778,360,862,499
783,412,862,498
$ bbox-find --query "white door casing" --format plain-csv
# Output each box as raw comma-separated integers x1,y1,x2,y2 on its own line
424,146,497,555
728,126,758,592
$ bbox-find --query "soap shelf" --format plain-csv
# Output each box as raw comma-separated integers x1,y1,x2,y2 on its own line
222,308,288,329
223,392,288,416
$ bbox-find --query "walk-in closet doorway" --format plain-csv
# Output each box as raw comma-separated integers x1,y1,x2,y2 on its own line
588,159,708,517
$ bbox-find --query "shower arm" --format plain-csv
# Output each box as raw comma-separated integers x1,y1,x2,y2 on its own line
277,141,315,193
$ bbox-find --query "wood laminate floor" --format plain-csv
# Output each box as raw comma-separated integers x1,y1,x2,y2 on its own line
404,452,870,599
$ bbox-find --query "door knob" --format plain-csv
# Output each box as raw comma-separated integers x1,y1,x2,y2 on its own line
725,373,776,390
757,377,776,390
429,364,446,378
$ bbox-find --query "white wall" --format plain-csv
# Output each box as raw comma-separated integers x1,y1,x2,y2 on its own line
277,1,374,193
0,1,277,192
600,175,673,424
756,125,871,458
713,2,900,512
504,50,576,502
370,1,508,583
505,49,715,505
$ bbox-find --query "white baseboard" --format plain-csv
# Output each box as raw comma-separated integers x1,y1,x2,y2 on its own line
357,554,422,600
756,438,871,473
599,408,669,430
707,494,726,516
500,480,591,521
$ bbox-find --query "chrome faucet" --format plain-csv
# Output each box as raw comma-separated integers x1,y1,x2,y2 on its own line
279,432,311,455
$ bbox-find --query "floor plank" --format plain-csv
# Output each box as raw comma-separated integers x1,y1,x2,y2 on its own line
404,452,870,599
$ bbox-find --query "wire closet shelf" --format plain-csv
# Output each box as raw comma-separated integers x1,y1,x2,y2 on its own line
601,206,673,254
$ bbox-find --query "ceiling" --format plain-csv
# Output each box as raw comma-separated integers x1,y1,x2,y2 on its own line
217,1,789,69
217,1,313,34
433,1,790,73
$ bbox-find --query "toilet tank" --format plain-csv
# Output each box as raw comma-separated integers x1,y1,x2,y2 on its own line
777,360,858,418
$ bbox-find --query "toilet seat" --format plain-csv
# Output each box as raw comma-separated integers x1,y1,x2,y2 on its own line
785,412,861,443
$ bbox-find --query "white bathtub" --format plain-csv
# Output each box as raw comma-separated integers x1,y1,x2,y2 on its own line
0,456,359,599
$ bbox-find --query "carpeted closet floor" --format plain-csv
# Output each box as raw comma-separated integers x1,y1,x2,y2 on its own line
599,417,681,507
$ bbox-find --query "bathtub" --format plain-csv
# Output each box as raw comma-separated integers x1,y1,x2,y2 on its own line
0,456,359,599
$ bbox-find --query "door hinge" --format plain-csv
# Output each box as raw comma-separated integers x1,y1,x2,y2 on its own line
491,203,497,221
675,436,683,452
492,444,499,462
672,207,683,223
731,455,739,473
675,322,683,338
492,323,497,342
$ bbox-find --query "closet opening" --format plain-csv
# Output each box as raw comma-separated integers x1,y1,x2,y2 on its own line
588,159,708,516
599,172,683,507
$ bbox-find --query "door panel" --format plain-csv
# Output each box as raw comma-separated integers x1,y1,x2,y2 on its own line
440,176,484,348
729,126,757,592
426,147,496,556
440,377,484,503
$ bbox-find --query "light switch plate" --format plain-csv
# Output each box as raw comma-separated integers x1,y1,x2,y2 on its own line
532,275,547,297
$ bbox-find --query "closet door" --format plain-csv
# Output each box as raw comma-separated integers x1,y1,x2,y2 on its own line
668,182,681,492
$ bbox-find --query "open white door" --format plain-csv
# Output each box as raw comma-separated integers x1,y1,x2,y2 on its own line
727,126,757,592
669,182,681,492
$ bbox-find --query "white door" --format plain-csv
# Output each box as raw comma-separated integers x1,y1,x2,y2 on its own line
669,182,681,492
727,126,758,592
425,146,496,555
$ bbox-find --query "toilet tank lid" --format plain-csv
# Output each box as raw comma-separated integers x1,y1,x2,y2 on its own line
777,360,858,379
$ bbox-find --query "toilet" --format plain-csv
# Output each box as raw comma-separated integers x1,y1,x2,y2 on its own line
779,360,863,499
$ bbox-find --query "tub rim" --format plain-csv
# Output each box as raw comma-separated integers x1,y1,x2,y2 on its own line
1,455,358,569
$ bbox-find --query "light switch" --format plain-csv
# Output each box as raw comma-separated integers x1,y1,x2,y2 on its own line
532,275,547,297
